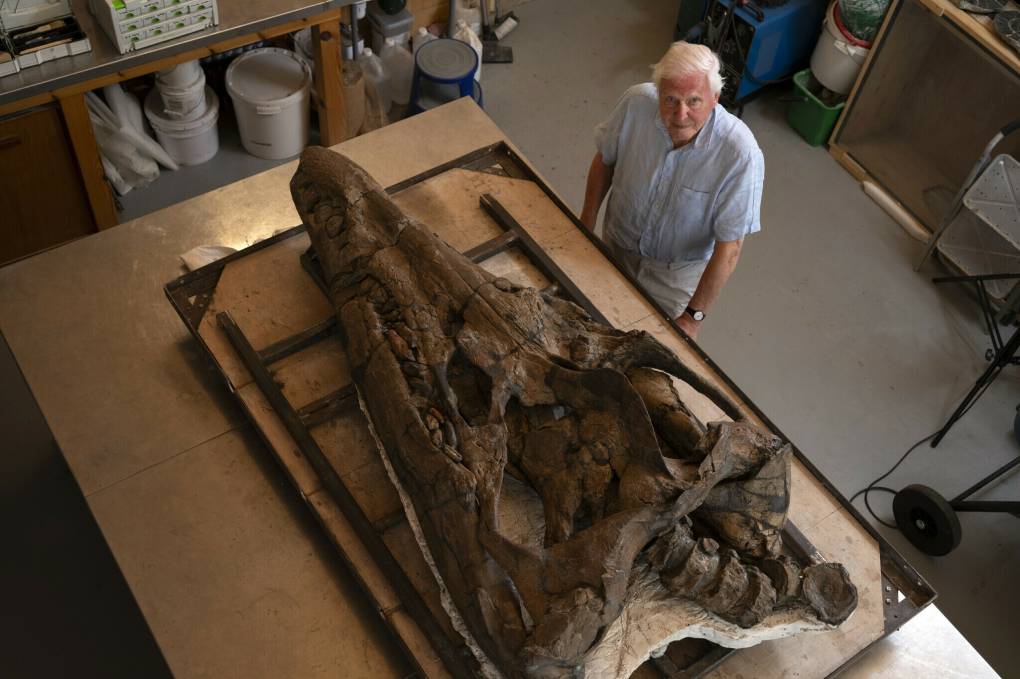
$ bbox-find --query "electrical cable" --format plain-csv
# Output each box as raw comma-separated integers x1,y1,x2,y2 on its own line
849,373,1002,529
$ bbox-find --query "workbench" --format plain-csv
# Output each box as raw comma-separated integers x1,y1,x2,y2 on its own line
0,98,998,678
0,0,351,260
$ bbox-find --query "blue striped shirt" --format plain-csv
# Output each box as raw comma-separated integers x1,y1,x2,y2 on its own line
595,83,764,263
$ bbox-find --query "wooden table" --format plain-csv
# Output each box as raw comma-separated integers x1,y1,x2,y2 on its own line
0,98,998,678
0,0,352,235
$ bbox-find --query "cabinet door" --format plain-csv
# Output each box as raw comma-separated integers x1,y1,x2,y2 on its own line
0,105,97,265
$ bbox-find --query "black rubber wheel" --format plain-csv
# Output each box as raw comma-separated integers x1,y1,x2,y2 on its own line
893,484,962,556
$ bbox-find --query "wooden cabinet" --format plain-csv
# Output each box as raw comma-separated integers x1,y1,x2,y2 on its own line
830,0,1020,235
0,104,96,265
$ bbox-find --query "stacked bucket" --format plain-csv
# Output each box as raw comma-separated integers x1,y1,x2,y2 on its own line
787,0,887,146
144,59,220,165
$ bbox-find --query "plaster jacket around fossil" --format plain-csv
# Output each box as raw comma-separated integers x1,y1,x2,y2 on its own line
290,147,859,679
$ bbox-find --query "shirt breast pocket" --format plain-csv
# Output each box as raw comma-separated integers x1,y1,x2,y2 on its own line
654,185,715,261
674,185,713,226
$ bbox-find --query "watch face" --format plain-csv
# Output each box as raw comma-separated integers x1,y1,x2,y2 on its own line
693,310,705,321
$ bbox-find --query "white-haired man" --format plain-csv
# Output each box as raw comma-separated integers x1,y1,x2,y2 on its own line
580,41,764,340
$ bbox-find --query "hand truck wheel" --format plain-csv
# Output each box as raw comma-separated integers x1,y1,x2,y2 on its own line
893,484,962,556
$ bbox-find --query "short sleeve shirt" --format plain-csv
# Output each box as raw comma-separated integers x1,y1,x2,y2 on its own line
595,83,764,263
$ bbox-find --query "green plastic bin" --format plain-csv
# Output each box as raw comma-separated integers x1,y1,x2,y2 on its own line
786,69,845,147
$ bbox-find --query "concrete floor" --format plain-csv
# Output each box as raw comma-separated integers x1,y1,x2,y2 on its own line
2,0,1017,676
484,0,1020,676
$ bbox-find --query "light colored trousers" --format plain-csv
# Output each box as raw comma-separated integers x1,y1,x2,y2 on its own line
604,238,708,318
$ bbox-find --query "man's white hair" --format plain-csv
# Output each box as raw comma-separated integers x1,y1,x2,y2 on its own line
651,41,724,96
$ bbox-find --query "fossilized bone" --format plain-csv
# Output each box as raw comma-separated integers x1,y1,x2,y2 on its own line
291,147,857,678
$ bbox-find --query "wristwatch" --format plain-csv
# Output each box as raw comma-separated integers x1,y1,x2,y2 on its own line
684,306,705,322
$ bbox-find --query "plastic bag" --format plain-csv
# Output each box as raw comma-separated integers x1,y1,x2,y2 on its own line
86,88,179,195
453,18,482,82
838,0,890,42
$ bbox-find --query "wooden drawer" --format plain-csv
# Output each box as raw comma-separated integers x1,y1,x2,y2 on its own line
0,104,96,265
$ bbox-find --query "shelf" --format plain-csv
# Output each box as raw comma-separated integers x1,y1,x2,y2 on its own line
116,100,321,223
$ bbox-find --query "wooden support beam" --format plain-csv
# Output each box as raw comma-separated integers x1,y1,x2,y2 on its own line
58,93,119,230
312,20,347,147
0,91,56,118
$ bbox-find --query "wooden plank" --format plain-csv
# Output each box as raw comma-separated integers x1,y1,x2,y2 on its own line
828,145,869,183
57,93,119,230
313,19,349,147
0,90,56,117
828,0,902,144
381,521,462,643
922,0,1020,73
388,609,455,679
196,231,333,391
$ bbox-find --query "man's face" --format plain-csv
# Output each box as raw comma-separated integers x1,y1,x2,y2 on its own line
658,72,719,148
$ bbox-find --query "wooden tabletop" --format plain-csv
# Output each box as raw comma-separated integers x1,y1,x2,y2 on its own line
0,98,997,678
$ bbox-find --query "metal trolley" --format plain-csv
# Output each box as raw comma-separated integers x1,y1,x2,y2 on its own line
897,120,1020,556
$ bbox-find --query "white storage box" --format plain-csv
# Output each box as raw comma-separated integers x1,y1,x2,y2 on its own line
0,0,71,31
88,0,219,54
3,14,92,70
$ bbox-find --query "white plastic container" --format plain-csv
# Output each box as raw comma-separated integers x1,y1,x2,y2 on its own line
452,0,481,37
144,86,220,165
156,67,207,120
156,59,203,88
380,38,413,106
367,3,413,54
226,47,311,160
360,47,392,113
809,1,869,95
412,26,437,55
452,18,482,82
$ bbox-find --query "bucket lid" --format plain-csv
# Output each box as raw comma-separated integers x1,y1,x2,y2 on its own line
416,38,478,81
145,86,220,131
226,48,311,107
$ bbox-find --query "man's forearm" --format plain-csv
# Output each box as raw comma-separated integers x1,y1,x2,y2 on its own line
580,152,614,230
685,239,743,315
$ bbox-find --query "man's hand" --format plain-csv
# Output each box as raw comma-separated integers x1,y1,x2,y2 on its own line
676,312,701,340
675,239,744,341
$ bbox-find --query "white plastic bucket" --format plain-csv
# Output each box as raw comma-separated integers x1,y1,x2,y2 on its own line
226,48,311,160
156,59,202,89
157,68,207,120
810,2,869,95
144,86,220,166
